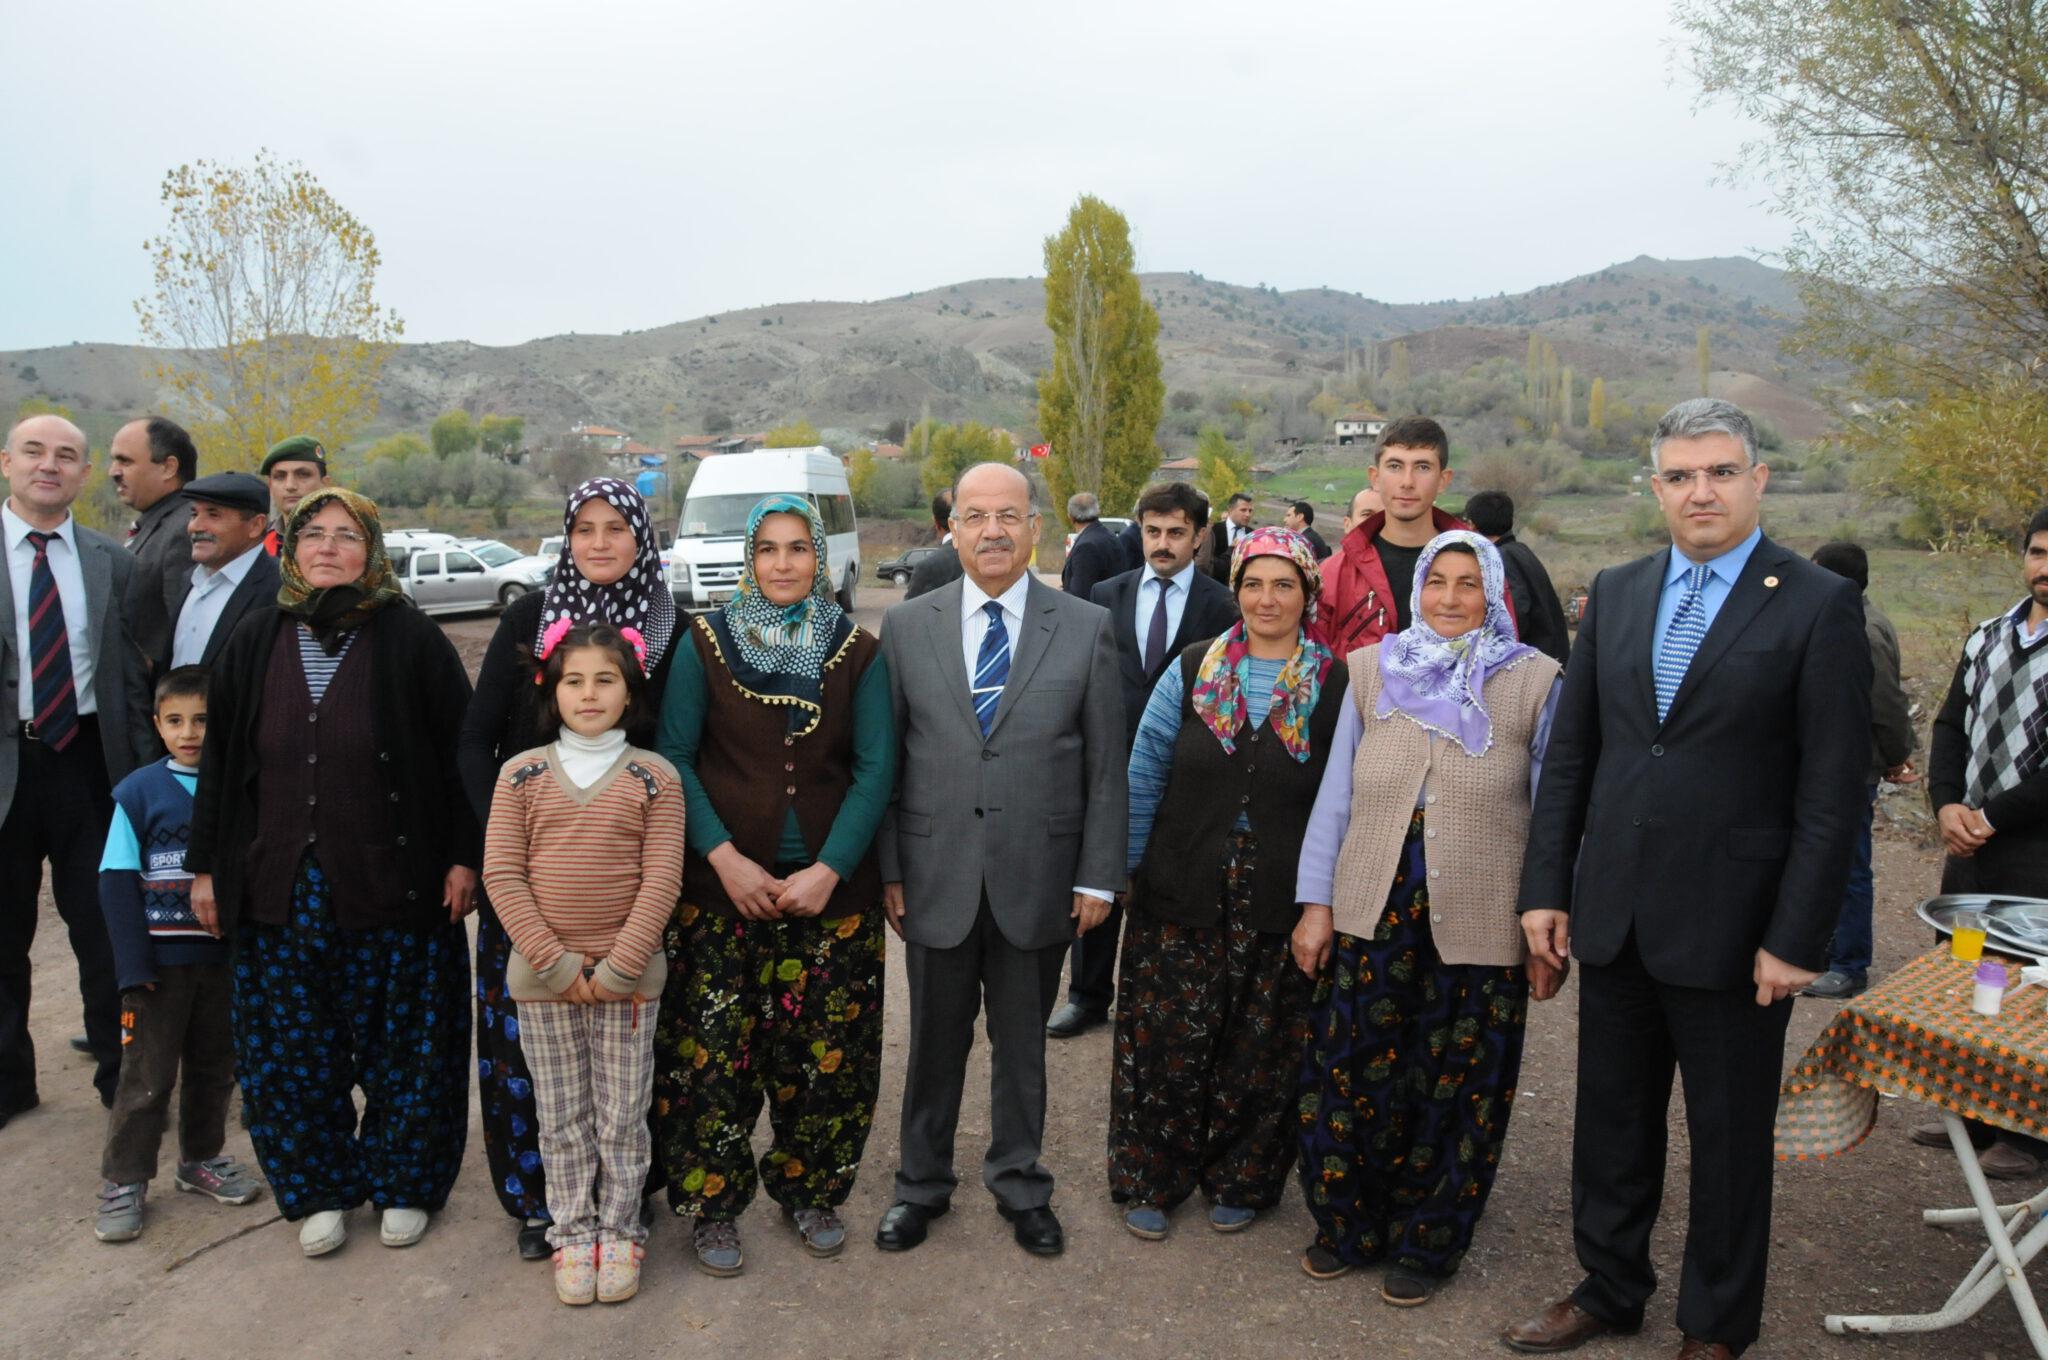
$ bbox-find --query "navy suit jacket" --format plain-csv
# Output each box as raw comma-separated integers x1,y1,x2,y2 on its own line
1089,567,1240,747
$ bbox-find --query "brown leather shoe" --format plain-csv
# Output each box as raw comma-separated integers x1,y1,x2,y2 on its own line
1675,1341,1735,1359
1500,1298,1635,1353
1979,1140,2044,1181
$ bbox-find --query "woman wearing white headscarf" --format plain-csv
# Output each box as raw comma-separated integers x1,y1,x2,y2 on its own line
1292,530,1563,1307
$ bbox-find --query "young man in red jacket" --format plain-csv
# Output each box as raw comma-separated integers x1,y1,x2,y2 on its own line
1320,417,1473,655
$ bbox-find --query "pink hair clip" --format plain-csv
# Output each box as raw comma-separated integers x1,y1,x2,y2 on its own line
619,626,648,673
538,616,575,661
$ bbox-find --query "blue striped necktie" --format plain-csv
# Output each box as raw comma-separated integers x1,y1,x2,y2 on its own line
1654,562,1712,723
973,600,1010,737
24,530,80,751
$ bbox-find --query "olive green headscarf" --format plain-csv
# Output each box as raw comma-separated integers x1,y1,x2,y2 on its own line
277,487,407,652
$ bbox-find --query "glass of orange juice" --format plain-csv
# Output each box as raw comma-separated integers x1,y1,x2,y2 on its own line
1952,910,1989,962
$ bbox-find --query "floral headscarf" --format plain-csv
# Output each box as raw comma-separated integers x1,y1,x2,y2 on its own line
1375,529,1537,755
722,493,847,683
536,478,677,673
1187,527,1333,762
277,487,406,653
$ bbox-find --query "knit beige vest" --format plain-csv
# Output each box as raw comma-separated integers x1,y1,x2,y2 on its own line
1328,644,1560,965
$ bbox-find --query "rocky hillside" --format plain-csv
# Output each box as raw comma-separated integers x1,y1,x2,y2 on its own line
0,255,1831,448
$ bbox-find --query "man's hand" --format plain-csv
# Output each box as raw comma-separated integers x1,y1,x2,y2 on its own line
1939,803,1993,858
709,843,785,920
882,882,906,939
1753,947,1816,1006
1291,905,1334,979
1527,954,1569,1002
1521,909,1571,970
1885,759,1919,784
444,866,478,923
772,862,841,919
1072,894,1110,937
191,872,220,938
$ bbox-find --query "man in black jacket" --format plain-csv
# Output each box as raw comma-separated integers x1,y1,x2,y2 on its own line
1060,492,1120,601
108,416,197,676
1281,500,1330,561
1464,489,1570,666
1201,491,1254,583
1045,482,1238,1039
164,474,281,670
904,489,964,600
1506,399,1869,1359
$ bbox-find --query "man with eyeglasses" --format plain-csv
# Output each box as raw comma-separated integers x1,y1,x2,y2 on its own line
258,436,331,557
874,462,1125,1260
1507,398,1869,1358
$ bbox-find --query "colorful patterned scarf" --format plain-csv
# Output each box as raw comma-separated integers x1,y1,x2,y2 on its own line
720,493,847,685
276,487,406,653
1375,529,1538,755
1189,527,1332,761
535,477,677,673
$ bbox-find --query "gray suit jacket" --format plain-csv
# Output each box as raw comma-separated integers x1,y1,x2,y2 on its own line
0,521,154,820
877,575,1128,951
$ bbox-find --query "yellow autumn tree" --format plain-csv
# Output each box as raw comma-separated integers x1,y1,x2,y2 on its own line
1193,426,1251,509
135,150,402,472
766,420,823,448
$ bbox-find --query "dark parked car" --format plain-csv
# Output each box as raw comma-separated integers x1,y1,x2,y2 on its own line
876,545,944,587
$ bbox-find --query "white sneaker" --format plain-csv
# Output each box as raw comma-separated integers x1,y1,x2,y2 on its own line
380,1206,429,1247
299,1210,347,1257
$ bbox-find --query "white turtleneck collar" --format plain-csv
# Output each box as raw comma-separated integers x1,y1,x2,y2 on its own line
553,726,628,790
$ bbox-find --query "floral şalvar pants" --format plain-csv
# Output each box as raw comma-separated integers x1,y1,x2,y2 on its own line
231,855,470,1222
1109,830,1313,1211
474,898,549,1221
655,900,884,1220
1295,810,1528,1277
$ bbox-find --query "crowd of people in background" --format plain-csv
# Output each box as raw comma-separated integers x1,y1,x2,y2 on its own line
2,393,2041,1355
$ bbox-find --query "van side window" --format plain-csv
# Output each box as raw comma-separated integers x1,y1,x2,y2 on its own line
416,553,442,575
818,493,855,536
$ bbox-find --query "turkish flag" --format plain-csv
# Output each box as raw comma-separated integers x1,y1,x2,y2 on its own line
1028,443,1050,459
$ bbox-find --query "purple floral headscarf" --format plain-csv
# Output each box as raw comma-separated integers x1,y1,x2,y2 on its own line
1374,529,1536,755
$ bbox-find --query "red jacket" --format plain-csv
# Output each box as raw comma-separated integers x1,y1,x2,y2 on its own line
1320,507,1516,656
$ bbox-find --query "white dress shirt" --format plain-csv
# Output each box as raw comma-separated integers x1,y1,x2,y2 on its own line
170,543,263,667
1130,559,1197,655
957,570,1113,902
4,501,97,718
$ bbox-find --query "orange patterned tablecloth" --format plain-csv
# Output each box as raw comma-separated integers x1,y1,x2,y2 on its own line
1776,948,2048,1161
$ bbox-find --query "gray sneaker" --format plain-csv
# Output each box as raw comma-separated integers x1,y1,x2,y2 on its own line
174,1156,264,1205
95,1181,146,1242
790,1205,846,1257
1801,970,1867,1000
692,1218,744,1276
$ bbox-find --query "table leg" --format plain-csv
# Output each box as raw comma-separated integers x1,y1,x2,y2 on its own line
1824,1113,2048,1357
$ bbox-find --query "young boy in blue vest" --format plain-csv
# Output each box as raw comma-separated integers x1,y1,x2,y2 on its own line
93,666,264,1242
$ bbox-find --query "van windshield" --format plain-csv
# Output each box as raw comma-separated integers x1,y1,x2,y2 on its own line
678,492,810,538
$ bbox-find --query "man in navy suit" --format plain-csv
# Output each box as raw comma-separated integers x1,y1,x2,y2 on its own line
1045,481,1238,1038
1505,399,1869,1358
1059,492,1120,605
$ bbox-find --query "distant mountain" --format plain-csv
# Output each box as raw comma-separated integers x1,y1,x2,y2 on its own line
0,255,1831,449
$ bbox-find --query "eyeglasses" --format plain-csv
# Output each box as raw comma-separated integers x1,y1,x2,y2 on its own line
954,510,1034,530
297,528,367,548
1654,464,1750,490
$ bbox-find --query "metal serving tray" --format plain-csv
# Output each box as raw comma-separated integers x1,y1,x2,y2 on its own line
1917,893,2048,961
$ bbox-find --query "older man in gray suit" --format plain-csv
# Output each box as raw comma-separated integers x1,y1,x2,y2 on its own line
0,415,153,1126
874,461,1126,1257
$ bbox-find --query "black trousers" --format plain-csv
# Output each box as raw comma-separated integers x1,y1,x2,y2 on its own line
895,896,1066,1211
0,721,120,1110
1570,936,1791,1354
1064,899,1123,1012
101,962,235,1183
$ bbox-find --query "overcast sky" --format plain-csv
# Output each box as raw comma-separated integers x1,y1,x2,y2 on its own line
2,0,1787,351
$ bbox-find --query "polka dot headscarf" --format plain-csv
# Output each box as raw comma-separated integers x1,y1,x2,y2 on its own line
534,477,677,672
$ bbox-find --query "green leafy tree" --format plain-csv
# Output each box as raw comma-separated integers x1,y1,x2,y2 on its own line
366,432,429,462
1696,327,1712,397
1877,375,2048,545
765,420,822,448
134,149,401,471
913,421,1014,497
1193,426,1251,509
1038,195,1165,527
430,409,478,458
479,413,526,459
847,447,881,512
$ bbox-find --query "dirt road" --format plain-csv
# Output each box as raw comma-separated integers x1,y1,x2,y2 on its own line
1,587,2031,1356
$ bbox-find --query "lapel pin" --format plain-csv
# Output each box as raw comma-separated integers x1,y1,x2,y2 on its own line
1763,575,1780,588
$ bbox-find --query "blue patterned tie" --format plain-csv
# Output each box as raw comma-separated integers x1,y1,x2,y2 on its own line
972,600,1010,737
1654,562,1712,724
25,530,79,751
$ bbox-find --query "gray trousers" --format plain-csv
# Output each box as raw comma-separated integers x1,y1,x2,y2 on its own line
895,897,1065,1211
101,962,236,1184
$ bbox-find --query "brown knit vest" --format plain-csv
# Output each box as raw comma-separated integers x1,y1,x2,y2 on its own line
683,617,883,918
1329,644,1559,966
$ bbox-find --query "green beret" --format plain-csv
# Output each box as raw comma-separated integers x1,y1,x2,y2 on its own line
260,435,327,476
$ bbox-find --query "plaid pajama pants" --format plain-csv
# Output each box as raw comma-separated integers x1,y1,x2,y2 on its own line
518,998,658,1248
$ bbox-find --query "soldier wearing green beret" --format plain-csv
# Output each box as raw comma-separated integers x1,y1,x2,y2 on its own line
258,437,329,557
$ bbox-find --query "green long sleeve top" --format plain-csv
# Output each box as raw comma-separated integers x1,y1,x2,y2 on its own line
658,638,895,877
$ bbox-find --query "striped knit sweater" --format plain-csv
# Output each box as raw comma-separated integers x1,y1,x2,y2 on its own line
482,742,685,998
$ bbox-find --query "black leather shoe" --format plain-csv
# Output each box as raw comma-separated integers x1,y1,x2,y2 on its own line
1045,1003,1106,1039
516,1218,551,1260
874,1200,947,1251
998,1203,1064,1256
68,1034,92,1055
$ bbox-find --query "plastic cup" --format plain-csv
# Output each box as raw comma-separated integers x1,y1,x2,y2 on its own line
1952,910,1988,962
